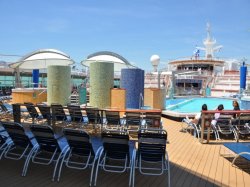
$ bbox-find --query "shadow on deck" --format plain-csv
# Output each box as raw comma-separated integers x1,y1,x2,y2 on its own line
0,158,220,187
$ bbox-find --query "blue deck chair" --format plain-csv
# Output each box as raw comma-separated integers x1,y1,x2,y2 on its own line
132,129,170,187
22,124,69,180
223,142,250,166
56,128,102,185
1,121,38,174
93,131,135,186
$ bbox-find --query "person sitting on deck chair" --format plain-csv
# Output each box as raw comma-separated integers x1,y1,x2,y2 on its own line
190,104,208,124
211,104,224,126
232,100,240,119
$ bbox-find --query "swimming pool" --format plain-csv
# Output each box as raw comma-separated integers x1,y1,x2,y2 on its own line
166,97,236,113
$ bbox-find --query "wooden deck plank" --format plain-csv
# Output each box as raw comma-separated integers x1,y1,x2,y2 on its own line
242,170,250,187
180,141,206,186
173,135,200,186
168,124,194,185
221,146,231,187
199,143,217,187
190,142,212,186
206,144,221,187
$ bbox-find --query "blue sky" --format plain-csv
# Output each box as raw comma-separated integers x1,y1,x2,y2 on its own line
0,0,249,71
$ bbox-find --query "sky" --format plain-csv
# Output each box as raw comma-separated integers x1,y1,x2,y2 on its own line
0,0,249,71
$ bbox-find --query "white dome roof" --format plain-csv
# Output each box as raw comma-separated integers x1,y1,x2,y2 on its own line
81,51,137,72
9,49,74,69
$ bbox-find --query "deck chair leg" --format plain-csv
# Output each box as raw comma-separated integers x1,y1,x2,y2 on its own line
167,159,171,187
94,150,104,186
232,129,238,141
53,151,65,181
56,149,70,181
0,142,10,159
129,150,136,187
90,157,97,186
232,152,250,166
132,157,136,187
22,146,39,176
212,126,220,140
53,146,69,181
90,147,102,186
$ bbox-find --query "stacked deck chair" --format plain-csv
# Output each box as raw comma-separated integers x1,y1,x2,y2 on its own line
233,114,250,139
24,102,43,124
93,130,135,186
125,112,142,132
0,101,13,120
214,115,238,141
132,129,170,187
1,121,39,175
22,124,69,180
104,110,124,131
143,112,163,129
56,128,102,185
67,104,85,128
85,108,102,130
37,104,52,125
51,103,70,126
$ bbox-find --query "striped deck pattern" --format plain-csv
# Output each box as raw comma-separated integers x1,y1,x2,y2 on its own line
0,118,249,187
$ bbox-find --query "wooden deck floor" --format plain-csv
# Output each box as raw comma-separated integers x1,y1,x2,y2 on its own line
0,118,249,187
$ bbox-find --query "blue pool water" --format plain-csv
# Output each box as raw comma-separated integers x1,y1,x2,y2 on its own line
166,97,236,113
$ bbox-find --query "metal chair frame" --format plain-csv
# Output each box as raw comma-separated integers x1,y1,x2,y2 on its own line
132,129,170,187
56,128,102,185
93,131,135,186
22,124,69,180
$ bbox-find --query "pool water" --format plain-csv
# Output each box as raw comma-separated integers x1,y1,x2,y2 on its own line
166,97,236,113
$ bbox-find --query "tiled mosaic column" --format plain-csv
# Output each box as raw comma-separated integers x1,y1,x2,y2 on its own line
47,65,71,105
121,68,144,109
89,62,114,108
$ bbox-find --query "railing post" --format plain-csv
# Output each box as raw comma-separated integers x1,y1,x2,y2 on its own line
200,112,205,144
206,114,211,143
